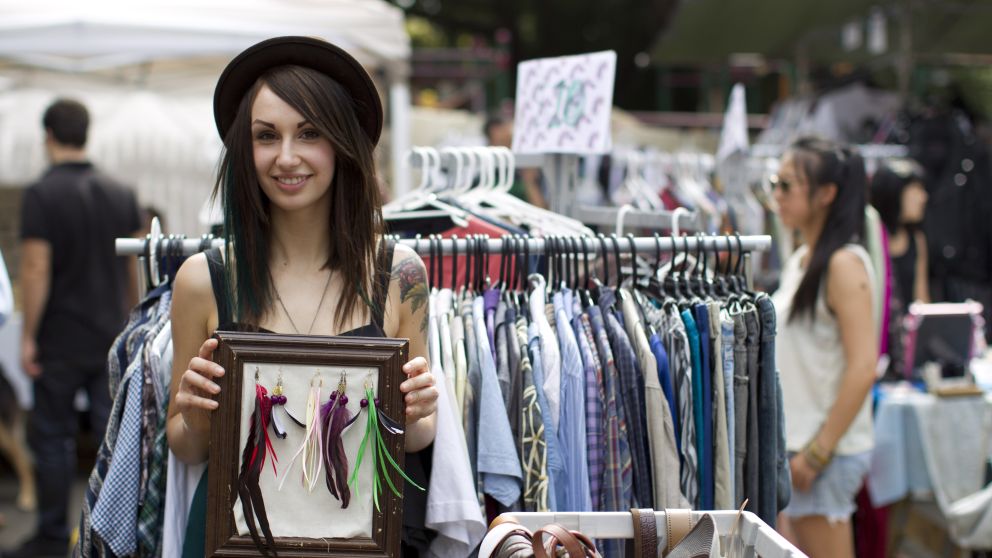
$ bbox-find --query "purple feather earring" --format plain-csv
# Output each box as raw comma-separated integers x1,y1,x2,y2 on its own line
321,373,359,507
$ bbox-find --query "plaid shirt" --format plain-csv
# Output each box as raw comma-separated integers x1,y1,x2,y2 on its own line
585,306,632,512
76,285,170,558
136,412,168,557
599,289,653,509
574,310,605,511
665,305,698,508
515,316,549,512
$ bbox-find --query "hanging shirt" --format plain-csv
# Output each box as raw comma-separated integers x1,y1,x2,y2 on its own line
449,300,468,417
529,275,561,432
586,304,633,513
460,295,481,485
82,285,170,558
681,309,705,509
573,300,605,511
501,302,523,450
649,334,679,452
484,288,500,362
621,290,683,509
553,291,592,511
600,289,653,509
709,302,733,511
427,293,487,558
437,290,459,408
473,296,523,507
693,304,715,511
666,304,698,508
528,321,563,512
515,315,550,512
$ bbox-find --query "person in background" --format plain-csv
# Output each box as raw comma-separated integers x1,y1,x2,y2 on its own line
14,99,142,558
483,115,548,209
771,137,877,558
870,160,930,304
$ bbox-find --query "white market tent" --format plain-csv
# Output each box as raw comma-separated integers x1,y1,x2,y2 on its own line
0,0,412,234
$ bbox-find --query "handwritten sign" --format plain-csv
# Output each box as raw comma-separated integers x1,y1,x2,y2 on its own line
512,50,616,155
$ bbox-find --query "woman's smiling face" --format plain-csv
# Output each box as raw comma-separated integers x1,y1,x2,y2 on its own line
251,84,336,213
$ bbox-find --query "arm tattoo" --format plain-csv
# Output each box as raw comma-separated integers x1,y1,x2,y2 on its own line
393,256,429,333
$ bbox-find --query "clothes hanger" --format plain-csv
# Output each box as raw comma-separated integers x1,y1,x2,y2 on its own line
570,236,581,293
610,234,629,306
383,149,470,226
578,236,593,309
449,235,459,293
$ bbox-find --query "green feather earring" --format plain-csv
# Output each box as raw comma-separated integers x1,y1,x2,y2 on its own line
348,380,424,511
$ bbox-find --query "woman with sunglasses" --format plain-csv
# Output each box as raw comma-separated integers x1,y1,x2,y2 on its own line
770,137,877,558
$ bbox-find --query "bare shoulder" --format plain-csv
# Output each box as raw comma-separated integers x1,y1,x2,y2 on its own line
171,253,216,320
826,248,871,303
827,247,870,277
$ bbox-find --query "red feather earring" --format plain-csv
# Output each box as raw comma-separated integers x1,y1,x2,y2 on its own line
238,368,278,557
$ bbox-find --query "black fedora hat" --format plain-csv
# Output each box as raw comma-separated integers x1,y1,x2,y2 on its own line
213,36,383,145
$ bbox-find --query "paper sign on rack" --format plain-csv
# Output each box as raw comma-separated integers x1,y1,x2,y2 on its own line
512,50,616,155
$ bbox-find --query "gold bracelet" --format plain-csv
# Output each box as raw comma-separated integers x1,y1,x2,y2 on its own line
802,440,833,471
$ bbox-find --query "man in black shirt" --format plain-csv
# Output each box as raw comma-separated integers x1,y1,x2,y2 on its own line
13,99,141,557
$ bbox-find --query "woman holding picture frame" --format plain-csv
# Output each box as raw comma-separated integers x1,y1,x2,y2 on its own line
166,36,438,557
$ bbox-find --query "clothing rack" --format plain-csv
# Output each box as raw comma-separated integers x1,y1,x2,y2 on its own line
500,511,801,557
116,234,772,258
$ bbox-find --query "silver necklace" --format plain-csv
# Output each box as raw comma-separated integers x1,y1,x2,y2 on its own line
271,269,333,335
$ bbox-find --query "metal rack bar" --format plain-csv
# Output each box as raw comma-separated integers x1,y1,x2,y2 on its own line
116,235,771,257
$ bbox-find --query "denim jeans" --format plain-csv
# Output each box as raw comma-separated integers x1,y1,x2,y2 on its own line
756,295,780,526
732,313,749,508
743,308,761,514
721,317,737,503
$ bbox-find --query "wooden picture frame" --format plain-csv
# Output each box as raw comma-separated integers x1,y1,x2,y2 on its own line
206,331,409,558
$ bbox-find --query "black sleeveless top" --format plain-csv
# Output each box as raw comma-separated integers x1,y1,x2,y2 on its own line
190,239,433,556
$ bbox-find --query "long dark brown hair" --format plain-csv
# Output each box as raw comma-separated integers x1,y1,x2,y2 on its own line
212,64,385,329
787,136,867,321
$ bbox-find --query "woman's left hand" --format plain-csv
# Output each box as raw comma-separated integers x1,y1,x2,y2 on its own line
400,356,438,424
789,453,820,493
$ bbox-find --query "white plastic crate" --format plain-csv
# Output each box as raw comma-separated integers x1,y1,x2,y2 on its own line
497,511,807,557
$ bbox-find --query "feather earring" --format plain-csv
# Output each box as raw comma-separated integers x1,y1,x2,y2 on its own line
321,373,359,507
278,373,323,492
348,378,424,511
269,371,286,442
238,368,277,557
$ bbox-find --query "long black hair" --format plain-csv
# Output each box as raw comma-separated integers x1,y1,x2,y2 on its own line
869,160,925,235
788,136,867,321
212,64,385,328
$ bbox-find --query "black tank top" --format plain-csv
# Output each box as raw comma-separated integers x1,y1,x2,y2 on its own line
200,238,434,555
893,231,918,303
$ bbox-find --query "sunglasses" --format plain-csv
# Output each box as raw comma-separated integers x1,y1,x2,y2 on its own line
770,174,792,193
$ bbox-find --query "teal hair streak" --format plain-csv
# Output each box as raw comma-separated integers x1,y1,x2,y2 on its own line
221,164,271,325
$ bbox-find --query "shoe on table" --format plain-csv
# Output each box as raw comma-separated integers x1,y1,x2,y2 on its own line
2,533,70,558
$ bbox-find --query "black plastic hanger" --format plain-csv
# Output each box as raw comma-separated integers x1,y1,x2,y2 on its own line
579,236,593,308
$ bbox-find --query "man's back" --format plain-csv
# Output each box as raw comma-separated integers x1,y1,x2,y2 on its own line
20,161,140,365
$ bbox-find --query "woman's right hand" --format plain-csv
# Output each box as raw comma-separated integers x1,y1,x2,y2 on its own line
174,337,225,435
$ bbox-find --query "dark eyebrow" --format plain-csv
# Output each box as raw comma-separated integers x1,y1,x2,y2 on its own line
251,119,311,129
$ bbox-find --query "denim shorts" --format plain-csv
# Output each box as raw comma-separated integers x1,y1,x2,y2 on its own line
781,451,871,522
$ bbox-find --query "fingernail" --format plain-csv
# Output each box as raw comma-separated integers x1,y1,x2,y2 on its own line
210,401,219,409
